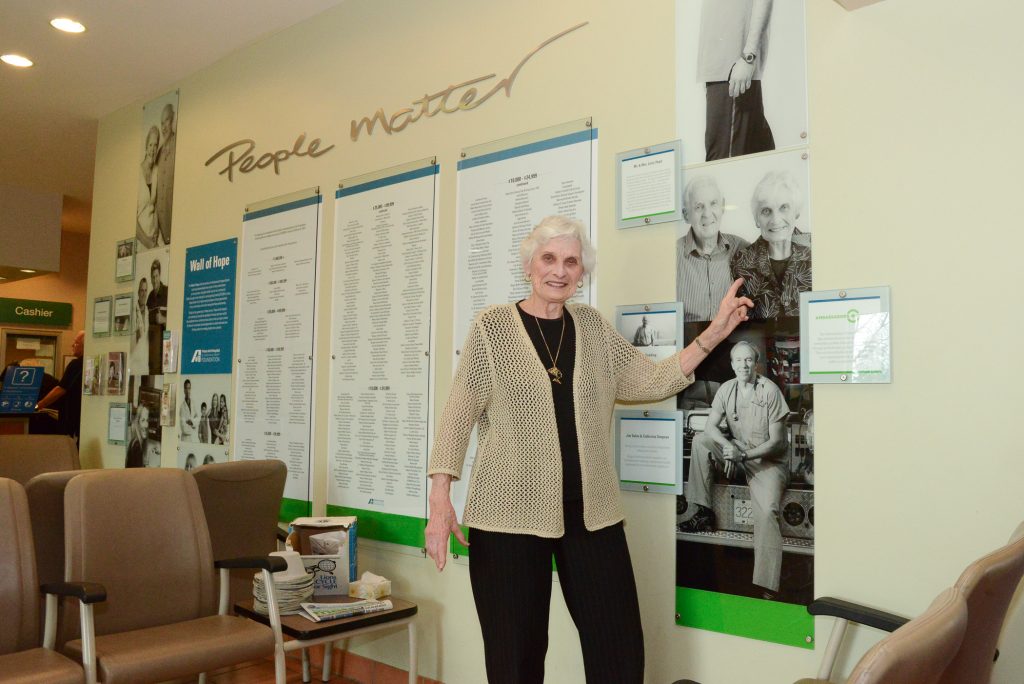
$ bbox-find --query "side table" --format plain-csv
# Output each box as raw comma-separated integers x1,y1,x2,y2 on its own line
235,596,418,683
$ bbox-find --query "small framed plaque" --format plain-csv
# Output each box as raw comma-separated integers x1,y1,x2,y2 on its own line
614,410,684,494
800,286,892,384
92,296,112,338
108,402,128,445
615,140,683,229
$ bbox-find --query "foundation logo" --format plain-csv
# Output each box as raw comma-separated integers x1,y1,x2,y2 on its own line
190,348,222,364
846,308,860,324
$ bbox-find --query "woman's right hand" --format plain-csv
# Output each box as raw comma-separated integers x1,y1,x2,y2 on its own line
425,476,468,571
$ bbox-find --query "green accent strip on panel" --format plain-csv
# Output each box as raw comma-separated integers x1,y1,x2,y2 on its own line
622,209,676,222
621,479,674,486
279,497,311,523
675,586,814,649
809,370,882,375
326,505,425,548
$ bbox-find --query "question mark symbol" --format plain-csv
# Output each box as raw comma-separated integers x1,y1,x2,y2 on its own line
18,370,29,382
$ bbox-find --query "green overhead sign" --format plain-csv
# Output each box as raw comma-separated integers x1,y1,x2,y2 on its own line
0,298,72,327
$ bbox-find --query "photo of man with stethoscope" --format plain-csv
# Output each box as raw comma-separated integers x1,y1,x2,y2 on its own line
678,340,789,599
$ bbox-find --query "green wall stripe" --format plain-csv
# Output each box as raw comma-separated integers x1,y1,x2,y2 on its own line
326,505,425,548
279,497,311,523
675,586,814,649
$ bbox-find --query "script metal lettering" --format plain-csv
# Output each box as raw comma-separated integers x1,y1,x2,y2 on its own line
350,21,588,141
204,133,335,182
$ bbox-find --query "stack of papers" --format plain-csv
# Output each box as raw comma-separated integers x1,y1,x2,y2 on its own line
252,571,315,616
300,599,393,623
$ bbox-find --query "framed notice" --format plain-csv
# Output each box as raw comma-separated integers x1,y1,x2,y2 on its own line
614,410,684,494
236,188,322,521
800,286,891,384
113,293,133,336
93,296,112,337
615,140,682,229
326,158,438,549
108,403,128,445
115,239,135,282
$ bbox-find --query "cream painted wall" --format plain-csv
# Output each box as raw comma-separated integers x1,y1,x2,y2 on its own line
81,0,1024,682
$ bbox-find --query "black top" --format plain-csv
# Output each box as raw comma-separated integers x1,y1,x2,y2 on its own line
58,357,83,439
515,302,582,502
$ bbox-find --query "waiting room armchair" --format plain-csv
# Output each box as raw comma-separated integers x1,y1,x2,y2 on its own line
191,458,287,614
0,477,103,684
58,468,288,684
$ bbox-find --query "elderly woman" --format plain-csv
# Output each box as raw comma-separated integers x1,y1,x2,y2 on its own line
426,215,752,683
729,170,812,319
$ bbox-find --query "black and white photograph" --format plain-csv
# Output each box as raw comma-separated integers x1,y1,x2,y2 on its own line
177,374,232,449
179,448,223,472
131,246,169,376
676,149,811,324
676,0,808,163
676,333,814,605
127,374,163,468
136,90,178,248
615,305,681,362
115,238,135,282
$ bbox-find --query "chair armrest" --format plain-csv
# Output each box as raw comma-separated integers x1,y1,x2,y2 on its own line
277,525,288,543
807,597,909,633
41,581,107,605
215,555,288,572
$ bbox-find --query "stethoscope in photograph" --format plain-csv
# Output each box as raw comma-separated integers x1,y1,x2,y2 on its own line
727,379,768,423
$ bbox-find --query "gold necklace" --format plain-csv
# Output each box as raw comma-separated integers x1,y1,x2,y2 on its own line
532,312,566,384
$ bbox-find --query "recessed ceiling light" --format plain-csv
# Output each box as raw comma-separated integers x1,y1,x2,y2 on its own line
1,54,33,68
19,269,36,273
50,17,86,33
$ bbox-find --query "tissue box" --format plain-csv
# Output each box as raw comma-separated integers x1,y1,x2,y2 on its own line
289,516,357,581
301,554,348,595
349,576,391,600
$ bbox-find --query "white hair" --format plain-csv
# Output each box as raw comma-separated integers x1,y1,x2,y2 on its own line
519,215,596,276
750,170,803,217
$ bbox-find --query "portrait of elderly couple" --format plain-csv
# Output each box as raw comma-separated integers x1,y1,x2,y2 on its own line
676,155,811,324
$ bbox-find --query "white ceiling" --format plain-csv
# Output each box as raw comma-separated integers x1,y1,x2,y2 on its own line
0,0,346,231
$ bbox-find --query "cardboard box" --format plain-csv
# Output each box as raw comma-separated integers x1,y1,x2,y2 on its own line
289,516,357,581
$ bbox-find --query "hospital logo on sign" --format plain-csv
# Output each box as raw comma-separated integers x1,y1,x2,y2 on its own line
190,348,222,364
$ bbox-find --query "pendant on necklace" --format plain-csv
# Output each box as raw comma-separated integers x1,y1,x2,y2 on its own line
547,366,563,384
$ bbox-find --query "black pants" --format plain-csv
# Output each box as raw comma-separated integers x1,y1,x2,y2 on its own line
705,80,775,161
469,499,644,684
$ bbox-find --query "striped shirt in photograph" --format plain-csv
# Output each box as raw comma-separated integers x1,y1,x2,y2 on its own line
676,229,749,322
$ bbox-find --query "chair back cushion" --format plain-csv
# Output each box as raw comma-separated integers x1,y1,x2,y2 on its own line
0,435,79,485
0,478,40,654
939,531,1024,684
64,469,216,636
850,587,967,684
191,459,286,609
25,471,82,587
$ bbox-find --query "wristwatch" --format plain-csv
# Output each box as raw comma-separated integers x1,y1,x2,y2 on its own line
742,52,757,65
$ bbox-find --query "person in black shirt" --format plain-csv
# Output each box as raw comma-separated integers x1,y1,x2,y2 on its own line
36,331,84,443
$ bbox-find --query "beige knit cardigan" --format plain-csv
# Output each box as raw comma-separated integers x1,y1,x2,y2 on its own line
428,302,693,537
